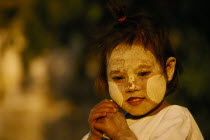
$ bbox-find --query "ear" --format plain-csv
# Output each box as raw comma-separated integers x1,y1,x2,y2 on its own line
166,57,176,82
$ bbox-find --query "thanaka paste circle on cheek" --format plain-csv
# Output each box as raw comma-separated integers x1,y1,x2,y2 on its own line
147,74,166,103
108,81,123,106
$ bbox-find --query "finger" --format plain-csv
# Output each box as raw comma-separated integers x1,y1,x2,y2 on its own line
91,126,103,138
95,117,106,123
92,101,119,112
89,112,106,123
94,107,118,114
102,99,119,108
103,99,111,103
90,117,106,137
94,121,107,133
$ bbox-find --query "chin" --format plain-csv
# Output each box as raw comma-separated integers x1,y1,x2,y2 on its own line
129,111,148,116
122,103,153,116
124,108,150,116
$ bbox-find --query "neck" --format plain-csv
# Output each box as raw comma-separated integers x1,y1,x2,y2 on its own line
148,100,170,116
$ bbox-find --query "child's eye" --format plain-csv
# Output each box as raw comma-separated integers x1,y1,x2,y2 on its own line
138,71,151,77
112,76,125,81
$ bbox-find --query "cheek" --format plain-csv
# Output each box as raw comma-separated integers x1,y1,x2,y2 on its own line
146,74,166,103
135,77,147,89
108,81,124,107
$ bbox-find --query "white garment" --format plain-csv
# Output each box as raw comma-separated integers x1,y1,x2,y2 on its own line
82,105,203,140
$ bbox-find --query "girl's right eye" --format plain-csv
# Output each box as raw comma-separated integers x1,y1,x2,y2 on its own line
138,71,151,77
112,76,125,81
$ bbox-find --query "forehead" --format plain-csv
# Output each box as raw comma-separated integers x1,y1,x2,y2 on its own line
107,44,158,66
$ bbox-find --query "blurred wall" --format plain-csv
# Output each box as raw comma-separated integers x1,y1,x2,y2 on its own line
0,0,209,140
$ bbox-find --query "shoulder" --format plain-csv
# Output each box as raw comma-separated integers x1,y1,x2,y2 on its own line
155,105,192,132
159,105,191,120
150,105,204,140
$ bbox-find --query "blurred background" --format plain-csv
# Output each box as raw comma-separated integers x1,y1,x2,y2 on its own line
0,0,209,139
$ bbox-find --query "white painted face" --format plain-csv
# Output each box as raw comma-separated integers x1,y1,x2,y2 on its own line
107,44,167,116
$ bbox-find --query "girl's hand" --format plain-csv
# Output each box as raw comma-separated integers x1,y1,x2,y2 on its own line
94,112,137,140
88,99,119,138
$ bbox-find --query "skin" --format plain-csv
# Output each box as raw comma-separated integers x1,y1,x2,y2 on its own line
88,44,176,139
107,44,167,116
88,99,136,140
88,99,118,137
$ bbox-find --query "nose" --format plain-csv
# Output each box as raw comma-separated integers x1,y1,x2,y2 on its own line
125,77,139,93
125,88,139,93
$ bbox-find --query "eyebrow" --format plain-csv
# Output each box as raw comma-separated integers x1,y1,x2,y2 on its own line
109,70,122,75
137,64,152,69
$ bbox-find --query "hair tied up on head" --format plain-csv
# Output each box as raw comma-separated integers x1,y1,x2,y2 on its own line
118,16,126,22
104,0,126,22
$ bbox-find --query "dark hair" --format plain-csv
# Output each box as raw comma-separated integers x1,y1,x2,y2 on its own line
94,1,182,98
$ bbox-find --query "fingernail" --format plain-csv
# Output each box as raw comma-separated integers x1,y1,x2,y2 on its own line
113,108,118,111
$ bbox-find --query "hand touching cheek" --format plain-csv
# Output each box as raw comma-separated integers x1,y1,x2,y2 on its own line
94,112,137,140
88,99,119,138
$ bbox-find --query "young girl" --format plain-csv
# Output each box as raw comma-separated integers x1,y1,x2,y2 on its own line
82,1,203,140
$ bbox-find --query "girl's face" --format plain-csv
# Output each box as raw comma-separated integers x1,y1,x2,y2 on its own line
107,44,167,116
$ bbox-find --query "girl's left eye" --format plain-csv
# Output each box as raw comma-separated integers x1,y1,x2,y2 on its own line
112,76,125,81
138,71,151,77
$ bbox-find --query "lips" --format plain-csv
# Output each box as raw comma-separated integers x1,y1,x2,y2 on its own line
126,97,145,106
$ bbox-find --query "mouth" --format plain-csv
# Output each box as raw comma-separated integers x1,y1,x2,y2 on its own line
126,97,145,106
